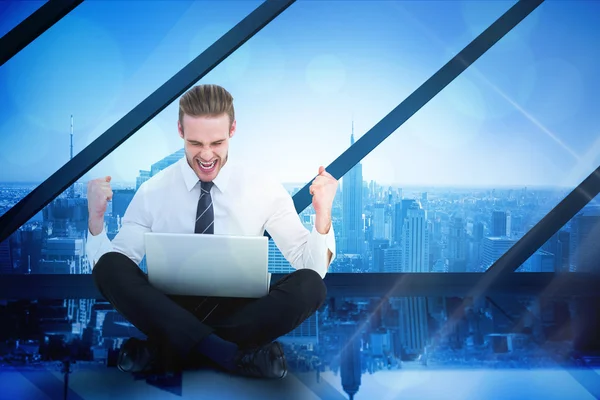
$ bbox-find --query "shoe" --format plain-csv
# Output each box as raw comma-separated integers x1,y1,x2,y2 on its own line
117,338,157,373
234,341,288,379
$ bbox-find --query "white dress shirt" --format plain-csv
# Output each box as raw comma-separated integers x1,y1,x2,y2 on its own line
86,157,336,278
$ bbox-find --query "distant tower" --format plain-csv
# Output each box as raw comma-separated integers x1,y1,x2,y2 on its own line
342,119,363,254
339,322,361,400
69,115,75,198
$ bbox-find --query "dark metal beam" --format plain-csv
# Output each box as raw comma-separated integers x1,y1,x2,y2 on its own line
291,0,545,214
0,273,598,300
0,0,296,244
485,166,600,278
0,0,84,67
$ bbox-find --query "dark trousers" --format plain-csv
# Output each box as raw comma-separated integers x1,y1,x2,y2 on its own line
92,251,327,367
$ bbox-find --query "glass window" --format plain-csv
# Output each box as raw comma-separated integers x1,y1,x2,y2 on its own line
0,0,260,204
1,0,510,275
333,0,600,273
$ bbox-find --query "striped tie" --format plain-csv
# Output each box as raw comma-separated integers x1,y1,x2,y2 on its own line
195,181,214,234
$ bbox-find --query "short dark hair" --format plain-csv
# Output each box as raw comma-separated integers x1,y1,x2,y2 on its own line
178,84,235,130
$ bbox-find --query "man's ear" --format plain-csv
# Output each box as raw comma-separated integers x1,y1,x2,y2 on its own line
229,120,237,139
178,120,184,139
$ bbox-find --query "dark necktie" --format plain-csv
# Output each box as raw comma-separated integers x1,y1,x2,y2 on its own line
195,181,214,234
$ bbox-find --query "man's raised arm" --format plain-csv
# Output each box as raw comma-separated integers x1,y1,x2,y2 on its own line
86,176,151,268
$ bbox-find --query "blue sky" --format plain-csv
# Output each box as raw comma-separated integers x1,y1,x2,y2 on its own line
1,0,599,188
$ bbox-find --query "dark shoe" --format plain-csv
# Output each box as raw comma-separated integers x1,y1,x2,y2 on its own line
234,341,287,379
118,338,157,373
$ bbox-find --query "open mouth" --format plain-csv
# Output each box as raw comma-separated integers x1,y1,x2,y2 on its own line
197,159,217,173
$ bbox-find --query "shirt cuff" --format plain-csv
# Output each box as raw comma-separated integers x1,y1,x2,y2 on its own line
85,226,111,269
310,224,336,278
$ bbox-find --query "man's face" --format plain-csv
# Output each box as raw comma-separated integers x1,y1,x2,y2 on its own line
178,113,236,182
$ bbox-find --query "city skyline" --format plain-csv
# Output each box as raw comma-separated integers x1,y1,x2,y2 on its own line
1,1,600,187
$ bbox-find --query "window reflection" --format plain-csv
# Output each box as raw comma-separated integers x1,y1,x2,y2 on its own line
1,293,599,399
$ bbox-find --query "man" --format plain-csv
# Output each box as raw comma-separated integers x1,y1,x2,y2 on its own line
86,84,337,380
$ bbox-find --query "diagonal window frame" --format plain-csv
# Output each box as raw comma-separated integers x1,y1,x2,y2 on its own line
0,0,83,67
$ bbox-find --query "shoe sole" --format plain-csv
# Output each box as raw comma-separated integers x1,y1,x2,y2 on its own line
118,338,148,373
117,338,139,372
271,342,288,379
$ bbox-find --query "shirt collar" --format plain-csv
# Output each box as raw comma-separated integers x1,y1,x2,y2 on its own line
179,156,232,193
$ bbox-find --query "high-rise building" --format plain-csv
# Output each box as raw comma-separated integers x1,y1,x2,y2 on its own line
342,127,363,254
339,322,362,400
447,217,467,272
468,221,485,272
398,202,429,356
401,199,415,228
384,207,393,242
393,202,403,245
382,246,402,272
473,221,484,241
491,210,507,237
401,201,429,273
373,203,385,240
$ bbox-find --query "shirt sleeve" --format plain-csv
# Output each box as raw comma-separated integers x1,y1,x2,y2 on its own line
264,182,336,278
85,183,152,269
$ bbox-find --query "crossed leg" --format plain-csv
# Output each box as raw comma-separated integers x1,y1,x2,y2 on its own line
93,251,327,370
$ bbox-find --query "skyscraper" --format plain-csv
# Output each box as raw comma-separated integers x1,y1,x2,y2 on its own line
398,201,429,356
447,216,467,272
372,203,385,240
491,210,507,237
401,201,429,273
339,322,362,400
342,125,363,254
393,202,403,245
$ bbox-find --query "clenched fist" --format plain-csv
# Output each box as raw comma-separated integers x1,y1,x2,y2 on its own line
310,166,338,234
310,166,337,215
87,176,113,235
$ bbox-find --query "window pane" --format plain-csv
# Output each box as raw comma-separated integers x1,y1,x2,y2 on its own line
326,0,600,273
0,0,260,204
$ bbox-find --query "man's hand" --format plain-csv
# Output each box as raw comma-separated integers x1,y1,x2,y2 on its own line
310,166,338,234
87,176,113,236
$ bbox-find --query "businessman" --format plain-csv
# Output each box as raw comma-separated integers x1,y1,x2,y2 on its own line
86,84,337,379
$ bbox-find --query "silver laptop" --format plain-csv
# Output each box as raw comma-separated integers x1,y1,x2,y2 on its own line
144,232,271,298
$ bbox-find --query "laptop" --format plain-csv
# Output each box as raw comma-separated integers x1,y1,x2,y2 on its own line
144,232,271,298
